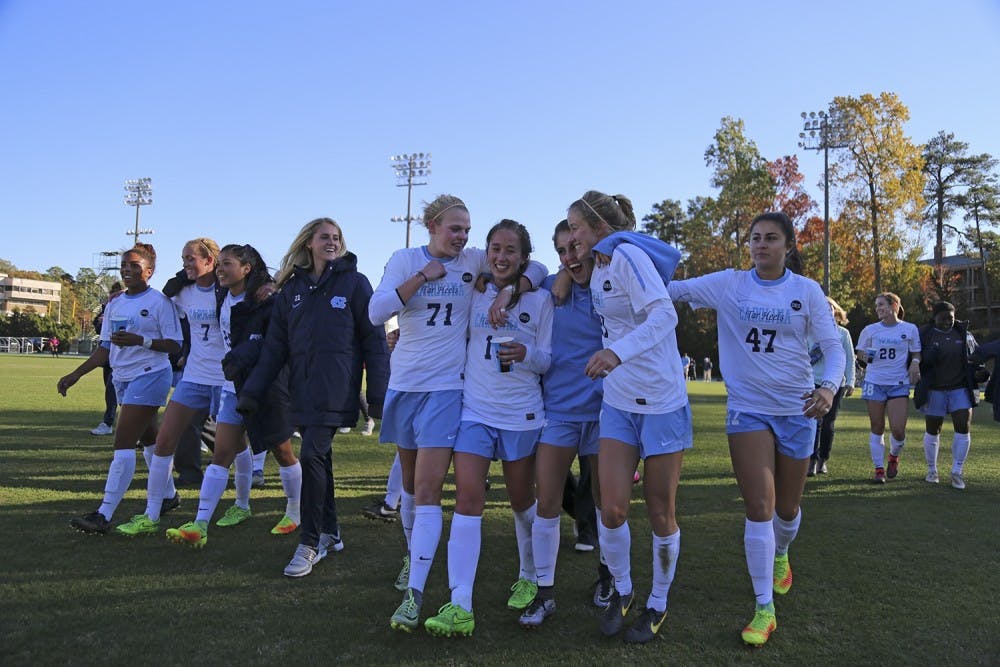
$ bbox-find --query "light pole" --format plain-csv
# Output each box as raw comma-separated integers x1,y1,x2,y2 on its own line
124,177,154,244
798,110,847,295
390,153,431,247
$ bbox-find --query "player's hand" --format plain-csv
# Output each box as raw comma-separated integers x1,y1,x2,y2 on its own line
236,395,259,415
474,273,489,294
843,386,854,397
802,387,834,419
254,282,277,301
110,330,142,347
497,341,526,364
386,329,399,353
421,260,447,282
594,251,612,268
585,349,621,380
57,373,79,396
489,288,513,328
908,362,920,386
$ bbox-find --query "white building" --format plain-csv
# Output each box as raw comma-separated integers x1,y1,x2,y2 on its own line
0,273,62,317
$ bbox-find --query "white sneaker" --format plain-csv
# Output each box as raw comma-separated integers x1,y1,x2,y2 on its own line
950,472,966,490
336,427,351,434
925,470,939,483
316,531,344,561
360,418,375,436
283,544,318,577
90,422,113,436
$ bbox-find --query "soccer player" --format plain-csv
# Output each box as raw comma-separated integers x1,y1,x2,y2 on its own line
568,190,691,644
238,218,389,577
807,297,856,476
669,211,845,647
423,219,552,637
519,219,606,629
166,244,303,547
58,244,182,534
855,292,921,483
368,196,547,633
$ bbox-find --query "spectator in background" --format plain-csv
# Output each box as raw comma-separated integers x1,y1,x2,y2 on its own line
680,353,691,381
807,297,856,476
91,282,124,436
49,336,60,357
702,356,713,382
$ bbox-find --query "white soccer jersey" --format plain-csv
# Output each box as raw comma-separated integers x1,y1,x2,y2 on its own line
589,244,687,415
461,285,552,430
100,288,182,382
669,269,844,416
368,245,547,392
219,291,246,393
172,284,225,386
856,320,920,386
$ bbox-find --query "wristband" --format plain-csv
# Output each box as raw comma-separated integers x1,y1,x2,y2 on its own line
819,380,838,393
416,270,429,283
142,337,153,350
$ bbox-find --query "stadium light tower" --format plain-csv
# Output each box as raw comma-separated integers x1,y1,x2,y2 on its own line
390,153,431,248
124,177,154,244
798,110,847,295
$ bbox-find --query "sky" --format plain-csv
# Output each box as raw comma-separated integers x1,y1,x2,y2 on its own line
1,0,999,290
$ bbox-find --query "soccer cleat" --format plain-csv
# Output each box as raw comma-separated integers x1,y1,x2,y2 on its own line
216,504,252,527
741,607,777,646
360,417,376,436
575,528,597,552
874,468,886,484
394,555,410,591
390,588,422,632
362,498,399,522
251,470,264,488
951,472,966,490
90,422,113,436
283,544,318,577
598,590,634,636
71,511,110,534
270,515,298,535
316,531,344,561
115,513,159,537
518,596,556,628
925,469,939,484
593,564,615,608
166,520,207,548
160,493,181,515
773,553,792,595
623,606,668,644
507,578,538,610
424,602,475,637
886,454,900,479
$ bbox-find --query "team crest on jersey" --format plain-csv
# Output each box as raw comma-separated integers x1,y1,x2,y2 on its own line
330,296,347,309
462,272,473,283
292,294,303,309
901,333,907,339
140,309,149,316
790,300,802,311
602,280,612,292
519,312,530,324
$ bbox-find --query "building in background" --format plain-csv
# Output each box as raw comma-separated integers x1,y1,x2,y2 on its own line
0,273,61,317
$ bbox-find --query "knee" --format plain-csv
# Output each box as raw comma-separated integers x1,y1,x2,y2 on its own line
414,482,442,505
744,497,772,523
891,428,907,442
600,501,628,529
454,490,484,517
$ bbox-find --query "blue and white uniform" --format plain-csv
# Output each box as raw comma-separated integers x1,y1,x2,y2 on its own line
170,283,225,414
216,290,246,424
856,320,920,401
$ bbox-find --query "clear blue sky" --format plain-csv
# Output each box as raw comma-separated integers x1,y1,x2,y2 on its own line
2,0,998,288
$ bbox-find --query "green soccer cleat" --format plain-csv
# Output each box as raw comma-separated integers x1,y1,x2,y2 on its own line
773,553,792,595
270,515,298,535
424,602,475,637
390,588,421,632
741,606,777,646
506,577,538,610
216,504,252,527
394,555,410,591
166,520,208,548
115,513,159,537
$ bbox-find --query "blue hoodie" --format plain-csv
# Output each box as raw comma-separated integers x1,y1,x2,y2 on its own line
593,231,681,286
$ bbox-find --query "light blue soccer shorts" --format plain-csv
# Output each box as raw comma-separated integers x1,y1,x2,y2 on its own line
113,367,172,407
726,409,816,460
861,381,910,402
454,421,541,462
215,389,244,426
921,387,973,417
379,389,462,450
170,380,222,417
539,419,600,457
599,403,693,460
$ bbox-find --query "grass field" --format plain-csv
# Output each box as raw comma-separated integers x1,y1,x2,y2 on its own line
1,355,998,665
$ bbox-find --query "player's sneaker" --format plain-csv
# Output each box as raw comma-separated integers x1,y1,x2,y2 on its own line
623,606,668,644
951,472,966,490
166,520,208,548
818,459,828,474
90,422,113,436
518,596,556,628
70,511,110,534
283,544,317,577
360,417,376,436
362,498,399,522
424,602,475,637
741,606,777,646
598,590,634,636
874,467,886,484
316,531,344,561
115,513,159,537
216,504,251,527
886,454,900,479
394,555,410,591
593,563,615,608
251,469,264,488
270,515,298,535
336,427,351,434
925,469,939,483
160,493,181,515
773,553,792,595
507,578,537,610
390,588,421,632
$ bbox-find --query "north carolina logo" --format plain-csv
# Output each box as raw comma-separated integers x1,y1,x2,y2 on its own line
519,312,530,324
790,300,802,311
602,280,612,292
901,334,907,339
292,294,303,309
330,296,347,309
462,272,473,283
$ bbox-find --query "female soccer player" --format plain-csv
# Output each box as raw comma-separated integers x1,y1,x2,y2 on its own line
58,244,182,534
238,218,389,577
422,219,552,637
807,297,856,476
166,244,303,547
669,211,845,647
567,190,691,645
915,301,981,489
855,292,921,483
368,196,546,632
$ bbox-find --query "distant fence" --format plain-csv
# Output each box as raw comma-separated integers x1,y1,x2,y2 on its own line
0,336,98,355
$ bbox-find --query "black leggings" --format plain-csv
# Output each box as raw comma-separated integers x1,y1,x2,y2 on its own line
298,425,340,548
812,386,847,461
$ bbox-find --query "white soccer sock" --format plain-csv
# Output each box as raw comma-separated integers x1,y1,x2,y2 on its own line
448,512,482,611
744,518,775,606
252,449,267,472
923,432,940,471
532,515,561,588
144,454,174,521
773,509,801,556
400,490,416,549
142,444,155,471
384,453,402,509
408,504,443,593
646,529,679,613
952,433,971,474
889,435,905,457
869,433,885,468
233,447,252,510
98,449,137,521
196,464,229,524
597,520,632,597
513,502,537,581
278,462,302,524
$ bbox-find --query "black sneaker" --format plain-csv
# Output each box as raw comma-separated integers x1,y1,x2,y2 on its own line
593,563,615,608
518,596,556,628
160,493,181,515
361,498,399,522
70,511,110,534
598,590,633,637
623,607,667,644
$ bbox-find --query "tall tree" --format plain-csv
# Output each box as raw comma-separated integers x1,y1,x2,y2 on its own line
768,155,816,225
641,199,686,249
832,92,925,294
957,167,1000,330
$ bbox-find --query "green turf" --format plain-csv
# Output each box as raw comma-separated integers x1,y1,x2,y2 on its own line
1,355,998,664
